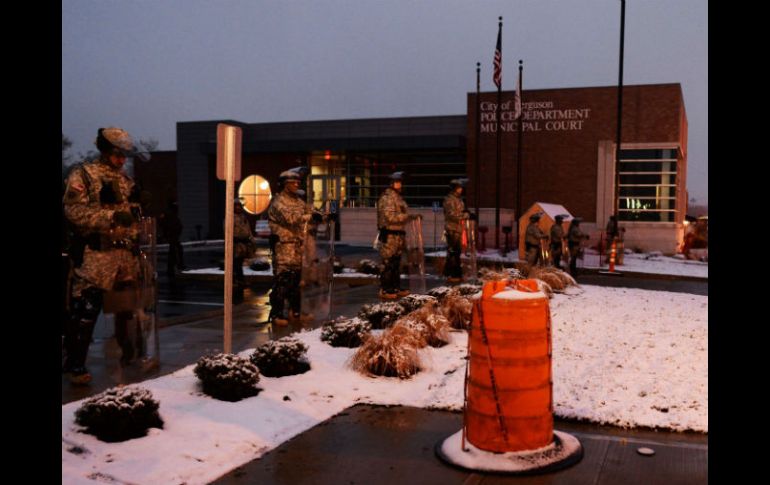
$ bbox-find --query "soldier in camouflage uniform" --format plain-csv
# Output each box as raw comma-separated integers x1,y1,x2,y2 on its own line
62,127,144,385
443,178,469,283
524,212,548,266
377,172,418,299
227,199,256,284
267,169,322,325
549,214,567,270
567,217,590,276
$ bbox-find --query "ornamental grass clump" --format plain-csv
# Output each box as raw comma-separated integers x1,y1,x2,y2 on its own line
349,325,422,379
527,266,576,293
194,353,261,402
74,386,163,442
394,302,451,347
358,301,406,329
251,337,311,377
321,316,371,348
450,283,482,297
427,285,453,302
441,294,474,330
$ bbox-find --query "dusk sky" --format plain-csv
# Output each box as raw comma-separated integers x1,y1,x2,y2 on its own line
62,0,707,204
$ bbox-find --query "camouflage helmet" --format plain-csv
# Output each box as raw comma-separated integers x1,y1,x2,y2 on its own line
95,127,135,155
555,214,568,222
449,178,469,189
279,169,302,182
529,211,543,222
390,171,406,181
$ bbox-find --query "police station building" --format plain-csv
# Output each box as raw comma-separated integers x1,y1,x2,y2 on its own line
136,83,688,254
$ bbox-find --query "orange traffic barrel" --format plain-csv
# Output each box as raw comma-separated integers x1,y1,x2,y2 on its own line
465,279,552,453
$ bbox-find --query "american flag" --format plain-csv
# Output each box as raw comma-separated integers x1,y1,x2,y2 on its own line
493,24,502,89
513,76,522,119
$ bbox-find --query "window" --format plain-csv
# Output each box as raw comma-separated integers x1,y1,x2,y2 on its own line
618,148,678,222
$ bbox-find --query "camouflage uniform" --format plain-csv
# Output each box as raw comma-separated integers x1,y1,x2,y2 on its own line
226,207,254,280
377,187,409,293
443,191,467,279
567,221,588,276
63,158,142,373
267,189,313,320
549,222,565,269
525,221,547,266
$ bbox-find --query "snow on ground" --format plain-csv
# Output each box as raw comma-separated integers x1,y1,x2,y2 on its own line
424,249,708,279
62,284,707,485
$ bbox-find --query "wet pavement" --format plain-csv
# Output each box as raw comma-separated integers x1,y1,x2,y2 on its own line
62,244,708,483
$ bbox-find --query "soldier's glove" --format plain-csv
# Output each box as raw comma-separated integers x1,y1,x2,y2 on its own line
311,212,324,223
113,211,135,228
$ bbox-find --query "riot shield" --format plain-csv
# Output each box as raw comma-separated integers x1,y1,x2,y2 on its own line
301,219,334,321
461,218,478,283
405,216,426,294
102,217,160,371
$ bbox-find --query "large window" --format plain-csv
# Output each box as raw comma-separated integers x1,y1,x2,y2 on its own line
618,148,678,222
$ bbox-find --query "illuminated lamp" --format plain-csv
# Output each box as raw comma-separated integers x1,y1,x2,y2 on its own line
238,174,272,215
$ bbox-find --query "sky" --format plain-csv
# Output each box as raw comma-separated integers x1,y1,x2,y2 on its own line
63,281,707,483
62,0,707,204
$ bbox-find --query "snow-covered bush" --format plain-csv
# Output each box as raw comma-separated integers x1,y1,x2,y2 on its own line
332,259,344,274
527,266,577,293
358,301,406,329
397,294,438,314
356,259,380,275
427,285,453,302
349,325,422,379
452,283,482,297
74,386,163,442
249,258,271,271
321,316,371,347
250,337,310,377
194,353,261,402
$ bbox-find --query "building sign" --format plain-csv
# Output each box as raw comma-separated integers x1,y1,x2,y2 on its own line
480,100,591,134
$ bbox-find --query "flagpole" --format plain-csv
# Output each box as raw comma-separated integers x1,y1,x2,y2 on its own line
474,62,481,220
614,0,625,220
494,16,502,250
516,59,523,246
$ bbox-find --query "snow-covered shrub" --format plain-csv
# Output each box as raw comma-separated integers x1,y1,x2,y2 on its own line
441,294,474,330
427,285,453,302
321,316,371,347
250,337,310,377
451,283,482,297
358,301,406,329
397,294,438,314
356,259,380,275
332,259,344,274
349,325,422,379
530,279,554,298
249,258,271,271
194,353,261,402
74,386,163,442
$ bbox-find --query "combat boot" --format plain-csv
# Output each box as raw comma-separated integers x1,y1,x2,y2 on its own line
66,367,92,386
379,289,398,300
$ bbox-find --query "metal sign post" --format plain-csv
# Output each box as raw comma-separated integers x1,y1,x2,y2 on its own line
216,124,242,353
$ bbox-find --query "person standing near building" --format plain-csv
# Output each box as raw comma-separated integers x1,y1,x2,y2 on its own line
62,127,144,385
524,212,548,266
567,217,590,276
550,214,567,270
605,214,625,264
159,200,185,277
267,169,319,324
229,198,256,285
443,178,469,283
377,171,418,299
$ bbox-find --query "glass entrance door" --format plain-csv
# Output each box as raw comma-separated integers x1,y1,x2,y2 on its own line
310,175,341,211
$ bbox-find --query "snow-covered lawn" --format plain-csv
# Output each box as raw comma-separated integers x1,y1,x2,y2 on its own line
62,284,707,485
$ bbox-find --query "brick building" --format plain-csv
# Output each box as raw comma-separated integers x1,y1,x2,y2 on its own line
136,83,687,253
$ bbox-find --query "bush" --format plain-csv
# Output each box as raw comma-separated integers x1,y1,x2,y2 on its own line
397,294,438,314
358,301,405,329
249,258,271,271
194,353,261,402
321,317,371,347
332,259,344,274
427,286,453,301
349,325,422,379
74,386,163,442
251,337,311,377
